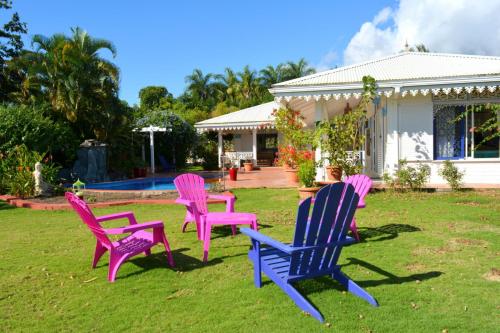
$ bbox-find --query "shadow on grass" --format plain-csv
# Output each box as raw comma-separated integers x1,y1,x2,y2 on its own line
113,247,248,280
358,223,421,242
264,257,442,295
0,201,15,210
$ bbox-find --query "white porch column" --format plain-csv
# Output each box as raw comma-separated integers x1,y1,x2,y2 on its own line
217,131,223,168
314,99,329,181
252,128,257,165
149,129,155,174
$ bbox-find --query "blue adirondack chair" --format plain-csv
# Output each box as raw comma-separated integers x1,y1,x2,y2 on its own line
241,182,379,323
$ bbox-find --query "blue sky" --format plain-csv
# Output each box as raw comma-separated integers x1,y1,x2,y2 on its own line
15,0,396,104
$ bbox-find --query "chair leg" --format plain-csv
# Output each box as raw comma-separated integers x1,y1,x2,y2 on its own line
92,241,107,268
332,268,379,307
161,232,175,267
350,218,360,241
181,220,190,233
108,252,127,282
284,284,324,322
251,240,262,288
144,249,151,256
203,222,212,263
231,225,237,236
251,218,258,231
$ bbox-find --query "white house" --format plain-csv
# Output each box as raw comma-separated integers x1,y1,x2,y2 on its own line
197,52,500,185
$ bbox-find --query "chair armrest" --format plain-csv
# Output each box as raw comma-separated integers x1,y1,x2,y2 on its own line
96,211,137,225
175,198,195,207
207,194,235,213
105,221,164,234
240,227,293,254
207,194,234,202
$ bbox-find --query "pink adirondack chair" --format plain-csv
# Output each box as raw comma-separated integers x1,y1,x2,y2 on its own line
344,174,372,241
174,173,258,262
65,192,174,282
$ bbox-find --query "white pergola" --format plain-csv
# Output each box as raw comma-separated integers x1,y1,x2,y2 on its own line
134,125,167,174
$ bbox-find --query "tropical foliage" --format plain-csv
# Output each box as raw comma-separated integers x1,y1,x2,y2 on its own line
315,76,377,175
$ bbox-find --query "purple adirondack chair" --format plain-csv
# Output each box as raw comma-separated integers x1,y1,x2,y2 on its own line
174,173,258,262
65,192,174,282
241,183,379,323
344,174,372,241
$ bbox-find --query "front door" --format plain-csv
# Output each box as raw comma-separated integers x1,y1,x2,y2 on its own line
257,133,278,166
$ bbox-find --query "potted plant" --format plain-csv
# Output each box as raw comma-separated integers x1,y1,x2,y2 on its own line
243,159,254,172
297,158,320,199
272,107,313,185
315,76,377,181
229,163,238,181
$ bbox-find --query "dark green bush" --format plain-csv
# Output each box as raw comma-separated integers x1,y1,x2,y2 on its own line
0,104,79,167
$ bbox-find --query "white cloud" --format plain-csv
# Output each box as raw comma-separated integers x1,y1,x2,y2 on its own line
343,0,500,65
315,50,338,72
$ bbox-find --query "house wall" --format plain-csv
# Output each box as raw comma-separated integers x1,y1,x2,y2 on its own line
233,132,253,152
406,159,500,184
384,95,500,184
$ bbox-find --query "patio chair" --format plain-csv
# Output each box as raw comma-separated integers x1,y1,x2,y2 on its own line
241,182,378,323
344,174,372,241
159,155,175,172
174,173,258,262
65,192,174,282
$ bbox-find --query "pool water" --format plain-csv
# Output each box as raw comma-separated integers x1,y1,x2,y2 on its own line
85,177,209,191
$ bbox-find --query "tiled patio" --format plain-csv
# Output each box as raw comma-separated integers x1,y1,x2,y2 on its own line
222,167,294,189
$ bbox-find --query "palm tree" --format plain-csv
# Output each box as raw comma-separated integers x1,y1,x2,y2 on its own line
29,27,121,139
185,68,214,106
214,67,240,106
260,64,284,87
282,58,315,81
238,65,261,101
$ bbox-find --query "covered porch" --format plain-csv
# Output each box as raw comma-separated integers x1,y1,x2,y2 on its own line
195,102,278,168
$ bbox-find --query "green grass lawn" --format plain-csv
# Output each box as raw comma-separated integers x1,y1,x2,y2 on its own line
1,189,499,332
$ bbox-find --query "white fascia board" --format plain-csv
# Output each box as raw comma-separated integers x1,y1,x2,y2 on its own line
269,75,500,96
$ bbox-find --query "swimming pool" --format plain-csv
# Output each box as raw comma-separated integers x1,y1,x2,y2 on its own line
85,177,210,191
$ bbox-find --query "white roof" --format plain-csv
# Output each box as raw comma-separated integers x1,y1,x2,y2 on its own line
195,101,277,131
273,52,500,87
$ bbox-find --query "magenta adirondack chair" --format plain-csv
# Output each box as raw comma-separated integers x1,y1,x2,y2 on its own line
344,174,372,241
65,192,174,282
174,173,258,262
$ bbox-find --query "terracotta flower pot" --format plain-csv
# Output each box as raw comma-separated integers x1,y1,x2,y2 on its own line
326,165,343,182
285,169,299,185
282,163,291,170
298,186,321,200
243,162,253,172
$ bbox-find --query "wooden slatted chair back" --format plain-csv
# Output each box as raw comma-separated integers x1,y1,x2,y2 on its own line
344,174,372,206
173,173,209,215
288,183,359,280
65,192,112,247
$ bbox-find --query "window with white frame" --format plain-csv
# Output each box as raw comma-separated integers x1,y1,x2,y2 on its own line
433,103,499,159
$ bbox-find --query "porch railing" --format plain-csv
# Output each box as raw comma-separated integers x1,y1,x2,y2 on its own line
222,151,254,167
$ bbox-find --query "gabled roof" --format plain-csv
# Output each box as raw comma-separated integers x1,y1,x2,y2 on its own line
195,101,276,132
272,52,500,88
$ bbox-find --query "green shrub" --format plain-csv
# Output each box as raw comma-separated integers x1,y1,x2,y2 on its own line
384,159,430,191
297,159,316,188
0,104,79,167
438,160,464,191
0,145,61,198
